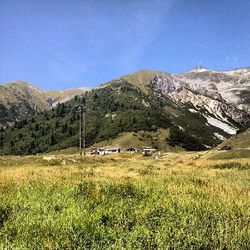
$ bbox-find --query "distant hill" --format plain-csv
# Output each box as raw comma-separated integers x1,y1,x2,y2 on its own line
218,128,250,149
207,127,250,160
0,81,89,126
92,129,173,151
0,68,249,155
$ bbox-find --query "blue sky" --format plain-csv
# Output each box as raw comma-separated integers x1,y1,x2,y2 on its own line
0,0,250,89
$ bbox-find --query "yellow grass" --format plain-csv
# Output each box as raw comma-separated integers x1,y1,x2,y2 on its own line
0,150,249,184
0,150,249,248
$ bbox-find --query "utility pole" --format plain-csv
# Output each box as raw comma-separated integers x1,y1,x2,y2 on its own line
82,106,86,156
78,104,87,156
78,106,82,156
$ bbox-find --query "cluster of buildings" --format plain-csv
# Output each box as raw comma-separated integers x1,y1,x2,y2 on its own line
90,146,156,156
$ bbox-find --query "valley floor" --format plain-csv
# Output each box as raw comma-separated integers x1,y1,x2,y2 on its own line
0,150,249,249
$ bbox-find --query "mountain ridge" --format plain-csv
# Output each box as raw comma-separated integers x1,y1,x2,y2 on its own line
0,67,249,154
0,81,89,126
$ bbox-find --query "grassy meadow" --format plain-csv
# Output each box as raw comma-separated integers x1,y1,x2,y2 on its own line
0,150,249,249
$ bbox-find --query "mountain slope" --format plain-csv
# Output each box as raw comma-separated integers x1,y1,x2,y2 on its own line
130,69,250,137
0,81,88,126
0,68,249,155
0,70,249,155
0,81,49,126
122,70,163,91
207,127,250,160
0,80,174,154
149,73,250,132
176,67,250,111
218,127,250,149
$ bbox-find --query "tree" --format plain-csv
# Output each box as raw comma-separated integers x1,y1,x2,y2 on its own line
34,124,40,131
55,120,60,128
81,96,86,104
167,127,206,151
9,140,15,148
0,134,4,147
68,127,74,136
50,133,56,145
62,123,68,133
56,103,66,117
18,133,23,139
27,140,36,154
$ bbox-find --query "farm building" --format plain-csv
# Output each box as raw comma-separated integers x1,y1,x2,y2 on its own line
90,147,121,155
127,147,138,153
104,148,121,154
142,148,156,156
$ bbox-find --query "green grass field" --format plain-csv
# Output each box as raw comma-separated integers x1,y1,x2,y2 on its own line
0,151,249,249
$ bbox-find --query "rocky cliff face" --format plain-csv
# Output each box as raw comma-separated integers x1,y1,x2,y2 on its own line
175,67,250,111
149,72,250,137
169,87,249,125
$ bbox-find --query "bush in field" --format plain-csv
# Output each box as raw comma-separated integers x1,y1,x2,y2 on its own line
211,162,249,170
0,207,11,230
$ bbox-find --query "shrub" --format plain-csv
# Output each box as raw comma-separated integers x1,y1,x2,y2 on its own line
211,162,249,170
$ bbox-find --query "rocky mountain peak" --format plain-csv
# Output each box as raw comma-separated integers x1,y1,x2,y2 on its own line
149,73,185,95
148,72,250,135
174,67,250,112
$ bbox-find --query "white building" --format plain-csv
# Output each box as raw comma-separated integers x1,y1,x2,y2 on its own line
104,148,121,154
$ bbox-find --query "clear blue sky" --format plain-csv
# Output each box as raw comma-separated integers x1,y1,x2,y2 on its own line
0,0,250,90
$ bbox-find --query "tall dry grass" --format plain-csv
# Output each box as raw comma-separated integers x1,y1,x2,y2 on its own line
0,152,249,249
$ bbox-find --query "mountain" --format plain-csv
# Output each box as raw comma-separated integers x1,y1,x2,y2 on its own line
176,67,250,112
123,68,250,137
0,81,89,127
149,72,249,133
0,67,249,155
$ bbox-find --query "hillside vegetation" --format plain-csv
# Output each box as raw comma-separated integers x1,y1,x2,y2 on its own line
94,129,172,150
0,81,49,126
218,128,250,149
0,81,86,126
122,70,163,91
0,69,249,155
0,78,226,155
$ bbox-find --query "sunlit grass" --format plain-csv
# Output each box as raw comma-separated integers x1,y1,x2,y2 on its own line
0,152,249,249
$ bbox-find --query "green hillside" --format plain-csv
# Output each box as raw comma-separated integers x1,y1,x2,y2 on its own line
0,75,231,155
206,127,250,160
122,70,163,91
218,128,250,149
0,81,48,109
0,80,167,154
0,81,49,126
94,129,172,151
0,81,87,127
